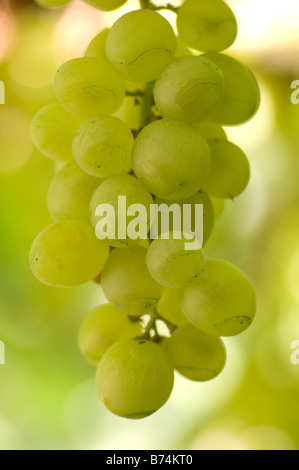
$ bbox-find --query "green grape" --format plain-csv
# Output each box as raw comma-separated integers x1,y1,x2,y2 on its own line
101,246,163,316
85,29,109,58
78,304,141,364
96,339,174,419
30,220,109,288
47,161,101,222
54,161,68,174
132,119,211,201
175,36,192,58
153,190,215,247
203,139,250,199
73,115,134,178
196,121,227,141
157,288,188,326
177,0,237,52
31,103,81,162
146,235,206,289
156,336,169,351
113,95,143,134
53,57,125,118
90,174,153,247
154,56,224,124
35,0,72,7
179,259,256,337
113,81,146,133
82,0,128,11
139,238,150,250
106,9,176,82
166,323,226,381
204,52,261,125
210,196,225,219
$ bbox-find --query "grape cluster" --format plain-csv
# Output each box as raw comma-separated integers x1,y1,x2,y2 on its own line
30,0,259,419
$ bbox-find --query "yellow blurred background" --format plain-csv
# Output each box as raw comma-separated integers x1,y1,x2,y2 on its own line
0,0,299,450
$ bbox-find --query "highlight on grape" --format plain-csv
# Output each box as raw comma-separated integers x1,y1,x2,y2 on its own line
30,0,260,419
94,196,203,250
0,81,4,104
0,340,5,365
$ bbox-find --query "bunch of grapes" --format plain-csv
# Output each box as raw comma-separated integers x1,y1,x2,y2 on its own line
30,0,259,419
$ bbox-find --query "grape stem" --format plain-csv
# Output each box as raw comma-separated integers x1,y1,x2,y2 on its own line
128,315,142,323
153,308,178,334
143,313,158,339
154,4,178,13
139,0,178,13
142,85,157,127
127,80,162,139
138,309,177,342
125,90,144,97
159,317,177,334
139,0,151,9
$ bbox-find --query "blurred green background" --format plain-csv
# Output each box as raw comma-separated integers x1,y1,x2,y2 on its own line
0,0,299,450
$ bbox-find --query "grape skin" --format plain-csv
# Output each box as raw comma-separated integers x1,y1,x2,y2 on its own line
177,0,237,53
53,57,125,118
35,0,72,7
132,119,211,201
101,246,163,316
210,196,225,219
82,0,128,11
78,304,141,364
154,190,215,247
146,235,206,289
203,139,250,199
30,220,109,287
106,9,176,82
90,174,153,247
196,121,227,141
204,52,261,126
73,115,134,178
157,288,188,326
166,324,227,381
179,259,257,337
85,29,109,58
31,104,81,162
154,56,224,124
96,339,174,418
175,35,193,58
113,95,143,135
47,161,102,222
